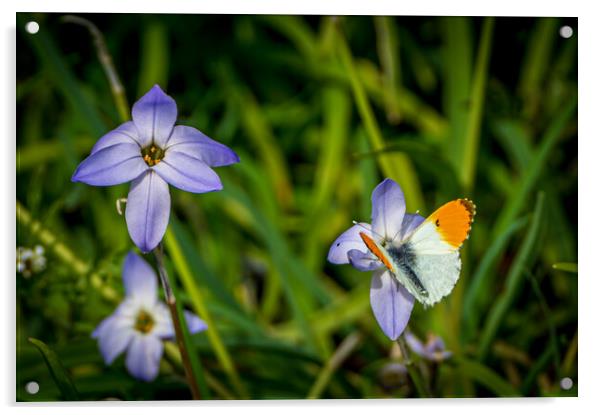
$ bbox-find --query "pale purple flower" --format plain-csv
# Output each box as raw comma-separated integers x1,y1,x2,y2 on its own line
404,331,452,362
72,85,239,253
327,178,423,341
92,251,207,382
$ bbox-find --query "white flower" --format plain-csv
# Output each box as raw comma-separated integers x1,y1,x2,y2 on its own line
92,251,207,381
17,245,46,278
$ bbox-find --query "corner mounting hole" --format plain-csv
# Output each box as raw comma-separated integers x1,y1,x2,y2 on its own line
25,381,39,394
25,21,40,34
560,377,573,390
559,25,573,39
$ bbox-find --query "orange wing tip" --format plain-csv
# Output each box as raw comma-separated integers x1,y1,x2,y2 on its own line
428,199,476,249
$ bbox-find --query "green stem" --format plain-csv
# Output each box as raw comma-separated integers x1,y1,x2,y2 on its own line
337,25,424,212
16,200,118,302
61,14,130,123
164,228,249,398
153,244,202,400
307,332,362,399
396,337,430,397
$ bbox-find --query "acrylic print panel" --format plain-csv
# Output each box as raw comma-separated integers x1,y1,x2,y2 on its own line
16,13,577,401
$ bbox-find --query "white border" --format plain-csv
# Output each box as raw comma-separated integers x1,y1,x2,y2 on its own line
4,1,599,414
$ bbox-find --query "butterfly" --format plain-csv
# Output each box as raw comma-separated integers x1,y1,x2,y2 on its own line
358,199,476,307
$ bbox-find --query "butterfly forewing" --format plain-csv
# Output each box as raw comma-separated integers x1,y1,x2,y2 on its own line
393,198,475,306
404,199,476,254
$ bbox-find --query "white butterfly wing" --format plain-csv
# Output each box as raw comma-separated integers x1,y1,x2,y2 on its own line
392,251,461,307
403,220,458,255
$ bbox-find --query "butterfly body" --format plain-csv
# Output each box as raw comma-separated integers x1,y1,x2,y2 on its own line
360,198,475,307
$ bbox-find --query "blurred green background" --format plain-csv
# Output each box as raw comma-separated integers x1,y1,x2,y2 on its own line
16,13,577,400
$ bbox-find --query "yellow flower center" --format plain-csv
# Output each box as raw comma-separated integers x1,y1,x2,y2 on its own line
141,145,165,166
134,310,155,334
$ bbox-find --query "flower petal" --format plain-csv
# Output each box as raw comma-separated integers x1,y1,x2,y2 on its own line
348,249,383,272
92,312,135,365
397,213,425,242
125,333,163,382
165,126,240,167
153,152,223,193
122,251,158,305
132,85,177,148
404,331,427,357
327,222,372,264
91,122,142,154
149,303,174,338
125,171,171,253
371,179,406,240
370,269,415,341
184,310,208,334
71,143,148,186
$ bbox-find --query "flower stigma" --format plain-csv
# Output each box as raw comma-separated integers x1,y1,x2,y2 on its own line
134,309,155,334
141,144,165,167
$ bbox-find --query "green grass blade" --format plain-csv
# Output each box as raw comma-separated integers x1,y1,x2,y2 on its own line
521,341,555,395
552,262,578,273
454,357,520,397
492,94,576,238
219,73,294,208
337,27,424,211
61,15,130,123
307,332,362,399
16,200,119,302
518,18,558,120
458,17,495,191
258,15,317,59
28,338,80,401
462,215,529,342
374,16,402,123
442,17,473,170
138,20,169,94
478,192,546,359
164,228,248,398
303,86,351,271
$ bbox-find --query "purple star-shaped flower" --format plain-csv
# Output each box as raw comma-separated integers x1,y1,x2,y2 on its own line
92,251,207,382
72,85,239,252
404,331,452,362
327,178,424,341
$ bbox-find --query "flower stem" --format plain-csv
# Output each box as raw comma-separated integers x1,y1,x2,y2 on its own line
16,200,119,302
153,243,203,400
61,15,130,123
396,337,431,397
164,228,249,398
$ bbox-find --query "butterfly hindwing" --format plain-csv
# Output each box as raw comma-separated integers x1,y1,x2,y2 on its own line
393,251,461,306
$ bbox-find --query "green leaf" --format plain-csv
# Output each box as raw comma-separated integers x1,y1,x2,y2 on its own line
478,192,546,359
138,20,169,95
455,358,520,397
28,338,80,401
552,262,578,273
462,215,529,342
442,17,473,171
337,26,425,212
458,17,495,190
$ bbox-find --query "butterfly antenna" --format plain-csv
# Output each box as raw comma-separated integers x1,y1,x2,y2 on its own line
352,221,386,241
391,210,421,242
